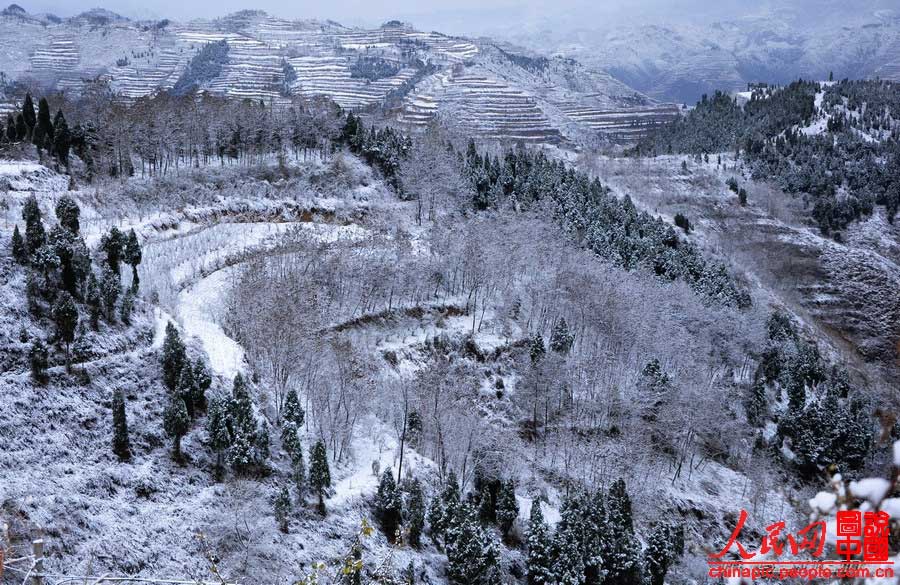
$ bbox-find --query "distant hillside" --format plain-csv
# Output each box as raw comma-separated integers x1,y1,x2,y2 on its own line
0,6,677,144
497,11,900,104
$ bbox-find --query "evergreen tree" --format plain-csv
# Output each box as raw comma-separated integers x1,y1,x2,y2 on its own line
51,291,78,370
227,373,265,475
100,227,124,274
161,322,186,391
5,113,14,141
273,484,292,533
404,478,425,548
744,381,767,426
530,334,546,365
445,503,502,585
428,471,461,542
192,358,211,411
644,523,683,585
30,339,49,384
309,440,331,514
163,394,190,459
22,93,35,140
605,479,642,585
85,271,103,329
55,195,80,234
11,224,27,264
124,229,142,290
120,289,134,325
34,97,53,154
549,318,574,355
112,388,131,461
282,387,304,427
178,361,200,417
22,195,45,257
375,468,403,541
496,480,519,537
52,110,70,168
99,267,121,320
15,113,26,141
206,396,231,472
478,483,495,525
526,502,554,585
552,521,586,585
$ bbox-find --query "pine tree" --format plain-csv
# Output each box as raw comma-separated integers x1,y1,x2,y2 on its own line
178,361,200,417
549,318,574,355
34,97,53,154
445,503,502,585
192,358,211,411
85,271,103,329
100,227,124,274
22,195,45,257
605,479,642,585
428,471,461,542
52,110,70,168
120,289,134,325
530,334,546,365
644,523,682,585
112,388,131,461
22,93,35,140
30,339,49,384
273,484,292,533
5,113,14,141
100,267,121,320
15,113,26,141
526,502,554,585
309,440,331,514
552,522,586,585
478,483,495,525
375,468,403,541
123,229,142,291
51,291,78,371
206,397,231,471
496,480,519,537
744,381,767,426
55,195,80,234
404,478,425,548
163,394,190,459
161,322,186,391
282,387,304,427
11,224,27,264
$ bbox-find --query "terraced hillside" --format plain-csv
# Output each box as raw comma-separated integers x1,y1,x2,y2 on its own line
0,6,676,144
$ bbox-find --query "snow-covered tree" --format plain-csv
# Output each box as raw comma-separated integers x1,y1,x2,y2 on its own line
100,227,124,274
273,484,292,533
375,467,403,541
404,477,425,548
549,318,574,355
310,439,331,514
526,502,554,585
445,502,502,585
11,225,27,264
283,388,305,427
163,394,190,459
206,397,231,471
51,291,78,370
54,195,80,234
29,339,48,384
112,388,130,461
496,479,519,537
123,229,142,291
161,322,186,391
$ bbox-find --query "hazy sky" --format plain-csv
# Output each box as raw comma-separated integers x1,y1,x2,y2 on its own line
13,0,894,33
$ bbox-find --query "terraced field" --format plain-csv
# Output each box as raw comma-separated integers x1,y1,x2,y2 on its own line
0,6,677,144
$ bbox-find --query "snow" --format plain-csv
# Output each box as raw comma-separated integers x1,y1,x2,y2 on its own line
893,439,900,467
849,478,891,505
881,498,900,519
178,267,246,380
808,491,837,515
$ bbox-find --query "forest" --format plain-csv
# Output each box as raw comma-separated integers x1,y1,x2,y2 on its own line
634,80,900,236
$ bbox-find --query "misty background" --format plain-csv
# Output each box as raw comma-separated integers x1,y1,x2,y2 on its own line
15,0,900,34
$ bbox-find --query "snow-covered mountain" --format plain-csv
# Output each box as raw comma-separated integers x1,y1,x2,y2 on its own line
493,9,900,104
0,5,678,143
